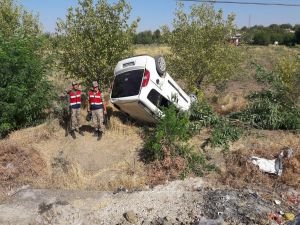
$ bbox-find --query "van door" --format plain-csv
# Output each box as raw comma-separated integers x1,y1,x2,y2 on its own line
111,69,144,99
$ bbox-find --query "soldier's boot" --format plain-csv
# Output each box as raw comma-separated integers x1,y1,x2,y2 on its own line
79,127,84,136
70,129,76,139
97,130,102,141
93,129,99,137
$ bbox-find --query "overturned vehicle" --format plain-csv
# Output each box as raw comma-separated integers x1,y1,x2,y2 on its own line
110,55,193,123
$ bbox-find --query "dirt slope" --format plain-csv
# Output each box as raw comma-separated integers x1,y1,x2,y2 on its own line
0,117,147,201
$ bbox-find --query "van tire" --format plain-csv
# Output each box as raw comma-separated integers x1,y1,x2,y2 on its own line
155,56,166,76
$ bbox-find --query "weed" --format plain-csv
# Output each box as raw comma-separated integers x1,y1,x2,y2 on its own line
209,119,243,150
190,101,243,149
142,105,213,179
231,63,300,131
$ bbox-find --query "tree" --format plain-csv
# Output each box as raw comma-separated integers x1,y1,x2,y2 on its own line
57,0,138,88
153,29,161,43
279,24,292,30
0,0,54,137
165,3,241,91
134,30,153,44
295,29,300,44
253,31,270,45
0,0,40,38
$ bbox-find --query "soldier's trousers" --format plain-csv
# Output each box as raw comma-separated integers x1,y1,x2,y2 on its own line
71,108,81,131
92,109,105,132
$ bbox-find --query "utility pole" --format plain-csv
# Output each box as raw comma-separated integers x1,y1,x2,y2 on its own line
248,14,251,28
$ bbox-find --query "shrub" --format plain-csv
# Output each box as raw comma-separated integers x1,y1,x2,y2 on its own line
0,35,54,138
231,91,300,130
209,119,243,149
143,106,191,161
231,62,300,131
190,101,243,149
0,0,54,138
142,106,214,177
253,31,270,45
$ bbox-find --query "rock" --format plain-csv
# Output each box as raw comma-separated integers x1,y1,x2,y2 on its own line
123,210,138,224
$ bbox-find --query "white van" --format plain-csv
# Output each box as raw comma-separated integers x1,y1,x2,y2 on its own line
110,55,192,123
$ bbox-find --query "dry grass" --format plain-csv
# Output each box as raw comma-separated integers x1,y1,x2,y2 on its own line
219,130,300,191
214,93,247,115
49,159,147,191
8,120,60,146
221,148,300,190
0,140,48,201
134,44,170,56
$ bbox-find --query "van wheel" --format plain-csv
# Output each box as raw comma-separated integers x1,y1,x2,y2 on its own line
155,56,166,76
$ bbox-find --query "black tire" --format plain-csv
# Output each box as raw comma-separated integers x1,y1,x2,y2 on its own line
155,56,166,76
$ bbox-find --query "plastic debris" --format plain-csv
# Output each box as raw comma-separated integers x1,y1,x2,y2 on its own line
250,148,294,176
274,199,281,205
284,213,295,221
268,212,283,224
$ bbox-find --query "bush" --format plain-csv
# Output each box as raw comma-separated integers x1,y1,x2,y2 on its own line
143,106,191,161
209,119,242,149
0,35,54,137
253,31,270,45
190,101,243,149
231,63,300,131
142,106,214,177
231,91,300,130
0,0,54,138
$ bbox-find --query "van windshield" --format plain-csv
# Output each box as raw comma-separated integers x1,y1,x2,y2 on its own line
111,69,144,98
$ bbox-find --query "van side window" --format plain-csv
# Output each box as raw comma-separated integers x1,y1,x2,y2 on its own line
147,89,170,108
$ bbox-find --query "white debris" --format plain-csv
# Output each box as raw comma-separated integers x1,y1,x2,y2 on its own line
274,200,281,205
250,148,294,176
250,156,282,176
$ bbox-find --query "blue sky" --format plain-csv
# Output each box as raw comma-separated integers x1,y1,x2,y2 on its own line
20,0,300,33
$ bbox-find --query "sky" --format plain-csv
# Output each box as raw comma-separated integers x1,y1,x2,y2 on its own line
20,0,300,33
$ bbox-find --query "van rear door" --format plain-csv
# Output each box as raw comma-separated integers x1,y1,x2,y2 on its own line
111,69,144,98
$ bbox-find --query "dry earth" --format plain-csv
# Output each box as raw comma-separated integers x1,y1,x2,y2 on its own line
1,178,299,225
0,111,299,225
1,45,300,224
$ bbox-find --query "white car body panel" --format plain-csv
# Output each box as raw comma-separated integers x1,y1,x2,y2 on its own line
110,55,191,123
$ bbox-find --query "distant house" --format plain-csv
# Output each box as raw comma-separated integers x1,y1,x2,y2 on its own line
285,29,295,33
229,33,241,46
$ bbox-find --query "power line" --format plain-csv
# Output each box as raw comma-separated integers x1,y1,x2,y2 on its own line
178,0,300,7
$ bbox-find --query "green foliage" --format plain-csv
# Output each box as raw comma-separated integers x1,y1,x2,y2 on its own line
296,29,300,44
0,0,41,38
253,31,270,45
241,24,297,46
56,0,138,88
231,63,300,131
133,29,162,44
165,2,241,90
143,106,213,176
231,91,300,130
209,119,242,149
144,106,191,161
189,100,218,132
0,0,54,138
0,35,54,138
189,101,243,149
